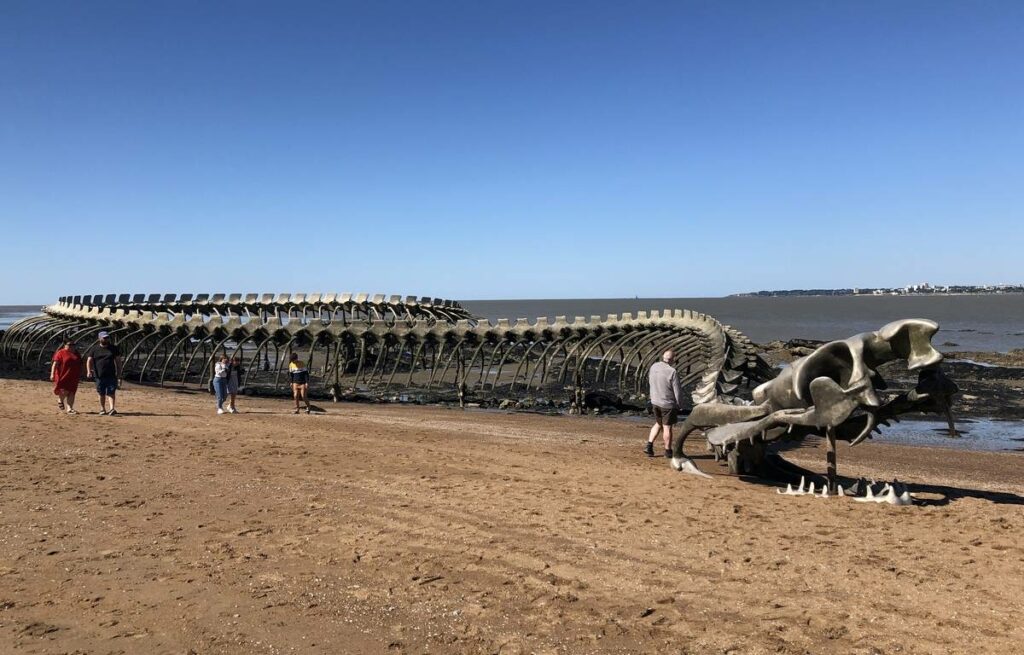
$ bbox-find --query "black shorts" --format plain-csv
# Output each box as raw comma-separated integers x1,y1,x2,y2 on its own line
290,374,309,385
653,405,678,426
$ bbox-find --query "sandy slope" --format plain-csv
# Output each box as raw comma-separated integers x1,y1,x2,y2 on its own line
1,379,1022,654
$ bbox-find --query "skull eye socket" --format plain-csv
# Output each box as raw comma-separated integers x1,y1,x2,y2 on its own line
878,319,942,370
793,341,862,400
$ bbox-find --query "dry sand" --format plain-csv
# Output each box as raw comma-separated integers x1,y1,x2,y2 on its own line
1,379,1022,654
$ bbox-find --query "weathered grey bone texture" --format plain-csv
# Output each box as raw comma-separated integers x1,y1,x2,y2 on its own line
1,293,773,407
671,319,958,489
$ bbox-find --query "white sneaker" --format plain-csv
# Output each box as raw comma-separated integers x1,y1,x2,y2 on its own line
229,407,239,414
217,408,225,415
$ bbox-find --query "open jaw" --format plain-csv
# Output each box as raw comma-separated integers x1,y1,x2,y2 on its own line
672,319,957,504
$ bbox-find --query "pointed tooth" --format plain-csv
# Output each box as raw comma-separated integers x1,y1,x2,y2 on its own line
798,476,805,494
837,485,845,497
898,491,913,505
807,481,815,495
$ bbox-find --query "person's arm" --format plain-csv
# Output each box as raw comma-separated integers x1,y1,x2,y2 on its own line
50,360,58,382
672,369,685,408
86,355,94,378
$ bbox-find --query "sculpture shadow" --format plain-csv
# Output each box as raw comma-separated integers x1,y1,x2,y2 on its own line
735,450,1024,507
891,482,1024,507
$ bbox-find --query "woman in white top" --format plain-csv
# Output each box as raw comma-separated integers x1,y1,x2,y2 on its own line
213,354,230,414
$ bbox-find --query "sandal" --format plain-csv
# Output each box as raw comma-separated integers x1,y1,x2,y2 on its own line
57,401,65,411
67,409,77,415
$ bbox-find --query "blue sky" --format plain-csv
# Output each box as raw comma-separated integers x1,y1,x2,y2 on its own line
1,1,1021,303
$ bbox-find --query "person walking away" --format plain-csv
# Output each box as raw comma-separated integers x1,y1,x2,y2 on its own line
51,340,82,414
226,355,244,413
288,353,311,414
646,350,684,458
86,331,122,415
213,354,230,414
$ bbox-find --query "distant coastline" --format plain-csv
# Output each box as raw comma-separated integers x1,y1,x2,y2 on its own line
732,284,1024,298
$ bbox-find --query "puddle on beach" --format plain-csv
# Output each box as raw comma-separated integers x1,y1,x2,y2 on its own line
862,418,1024,453
619,414,1024,453
948,358,1004,368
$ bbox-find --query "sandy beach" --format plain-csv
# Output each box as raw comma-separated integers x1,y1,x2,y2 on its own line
1,378,1022,654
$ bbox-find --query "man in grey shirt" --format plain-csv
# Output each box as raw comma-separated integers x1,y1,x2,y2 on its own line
646,350,685,458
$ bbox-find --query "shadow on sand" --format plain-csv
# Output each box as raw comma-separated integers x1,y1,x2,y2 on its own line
733,450,1024,507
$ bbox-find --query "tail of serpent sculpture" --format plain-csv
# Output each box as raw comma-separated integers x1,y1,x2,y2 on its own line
1,292,773,408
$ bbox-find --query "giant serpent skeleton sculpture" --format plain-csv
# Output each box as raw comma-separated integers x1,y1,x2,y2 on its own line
2,294,957,496
0,292,773,410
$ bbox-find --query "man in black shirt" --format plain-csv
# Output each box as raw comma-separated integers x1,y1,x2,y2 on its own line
86,331,123,415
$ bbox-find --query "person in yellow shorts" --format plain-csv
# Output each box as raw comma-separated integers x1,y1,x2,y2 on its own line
288,353,311,414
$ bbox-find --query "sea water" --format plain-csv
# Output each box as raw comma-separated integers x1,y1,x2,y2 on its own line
464,294,1024,352
0,306,40,331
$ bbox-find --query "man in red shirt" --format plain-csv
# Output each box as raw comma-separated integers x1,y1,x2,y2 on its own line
51,340,83,414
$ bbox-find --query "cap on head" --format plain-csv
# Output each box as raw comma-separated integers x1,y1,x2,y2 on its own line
98,331,110,339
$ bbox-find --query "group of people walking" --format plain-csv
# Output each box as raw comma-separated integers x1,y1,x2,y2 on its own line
50,339,691,461
49,331,122,415
210,352,311,415
49,334,315,416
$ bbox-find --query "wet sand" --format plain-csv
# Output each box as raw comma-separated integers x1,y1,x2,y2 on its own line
1,379,1022,654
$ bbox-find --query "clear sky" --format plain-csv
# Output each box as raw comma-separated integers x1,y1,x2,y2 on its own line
1,1,1021,304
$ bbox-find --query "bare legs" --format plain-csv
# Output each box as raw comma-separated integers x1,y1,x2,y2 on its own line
647,422,673,458
292,383,310,413
57,391,77,413
647,422,660,448
647,422,672,451
98,392,116,414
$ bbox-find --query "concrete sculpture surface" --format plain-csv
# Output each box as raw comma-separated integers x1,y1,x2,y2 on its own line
2,295,956,500
670,319,958,496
